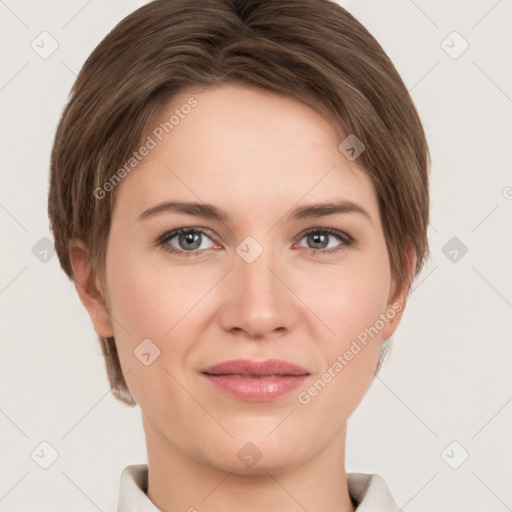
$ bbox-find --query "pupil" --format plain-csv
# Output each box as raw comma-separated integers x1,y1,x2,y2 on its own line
181,232,200,250
177,231,330,251
310,233,327,249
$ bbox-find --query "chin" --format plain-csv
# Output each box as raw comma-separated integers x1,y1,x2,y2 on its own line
203,439,307,476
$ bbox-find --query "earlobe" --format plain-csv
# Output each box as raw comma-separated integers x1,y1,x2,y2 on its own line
68,239,114,338
381,243,417,340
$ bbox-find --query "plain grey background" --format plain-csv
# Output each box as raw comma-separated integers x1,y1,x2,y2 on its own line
1,1,511,511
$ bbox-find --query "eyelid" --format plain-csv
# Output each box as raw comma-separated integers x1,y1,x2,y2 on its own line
295,226,354,245
156,226,218,248
157,225,354,256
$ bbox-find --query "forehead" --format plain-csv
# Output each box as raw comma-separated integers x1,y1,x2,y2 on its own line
112,83,379,224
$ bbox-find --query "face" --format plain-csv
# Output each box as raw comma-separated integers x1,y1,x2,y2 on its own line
79,83,410,474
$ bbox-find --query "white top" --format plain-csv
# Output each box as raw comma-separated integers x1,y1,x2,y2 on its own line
116,464,404,511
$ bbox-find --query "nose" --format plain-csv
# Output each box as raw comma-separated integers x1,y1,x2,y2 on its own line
218,239,298,339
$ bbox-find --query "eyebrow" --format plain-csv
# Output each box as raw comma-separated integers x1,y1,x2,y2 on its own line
137,200,371,223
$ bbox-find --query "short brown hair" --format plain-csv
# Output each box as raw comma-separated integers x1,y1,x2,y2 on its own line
48,0,430,406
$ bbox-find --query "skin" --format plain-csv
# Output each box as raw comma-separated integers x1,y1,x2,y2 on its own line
70,83,416,512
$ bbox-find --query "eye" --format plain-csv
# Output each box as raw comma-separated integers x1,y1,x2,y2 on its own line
296,228,353,255
158,227,216,257
156,226,354,258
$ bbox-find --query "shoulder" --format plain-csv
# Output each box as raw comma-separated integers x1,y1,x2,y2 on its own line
347,472,405,511
116,464,160,512
116,465,408,512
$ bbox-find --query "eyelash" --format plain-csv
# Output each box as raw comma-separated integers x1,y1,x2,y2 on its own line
156,227,354,258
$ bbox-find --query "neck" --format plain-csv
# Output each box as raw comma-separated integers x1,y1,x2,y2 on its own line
143,414,356,512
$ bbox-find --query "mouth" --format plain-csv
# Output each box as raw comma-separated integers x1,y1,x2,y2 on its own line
202,358,309,377
201,359,310,401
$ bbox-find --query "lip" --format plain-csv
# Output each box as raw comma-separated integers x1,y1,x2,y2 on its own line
202,358,310,402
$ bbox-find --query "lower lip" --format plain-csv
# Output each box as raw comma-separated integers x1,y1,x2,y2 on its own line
203,374,309,401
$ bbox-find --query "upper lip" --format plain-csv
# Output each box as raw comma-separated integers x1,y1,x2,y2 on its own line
202,358,309,377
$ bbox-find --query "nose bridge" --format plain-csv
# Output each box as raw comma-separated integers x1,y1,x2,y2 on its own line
221,233,293,336
235,234,282,300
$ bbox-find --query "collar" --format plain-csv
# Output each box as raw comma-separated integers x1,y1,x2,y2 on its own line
116,464,401,512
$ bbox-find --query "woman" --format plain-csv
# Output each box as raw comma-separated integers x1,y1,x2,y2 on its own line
48,0,429,510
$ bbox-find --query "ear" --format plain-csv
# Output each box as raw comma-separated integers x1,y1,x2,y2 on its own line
380,242,417,341
68,239,114,338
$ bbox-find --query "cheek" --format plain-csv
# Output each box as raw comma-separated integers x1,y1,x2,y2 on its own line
303,250,392,350
104,235,208,337
294,251,391,411
103,240,215,389
104,224,391,414
102,240,177,378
